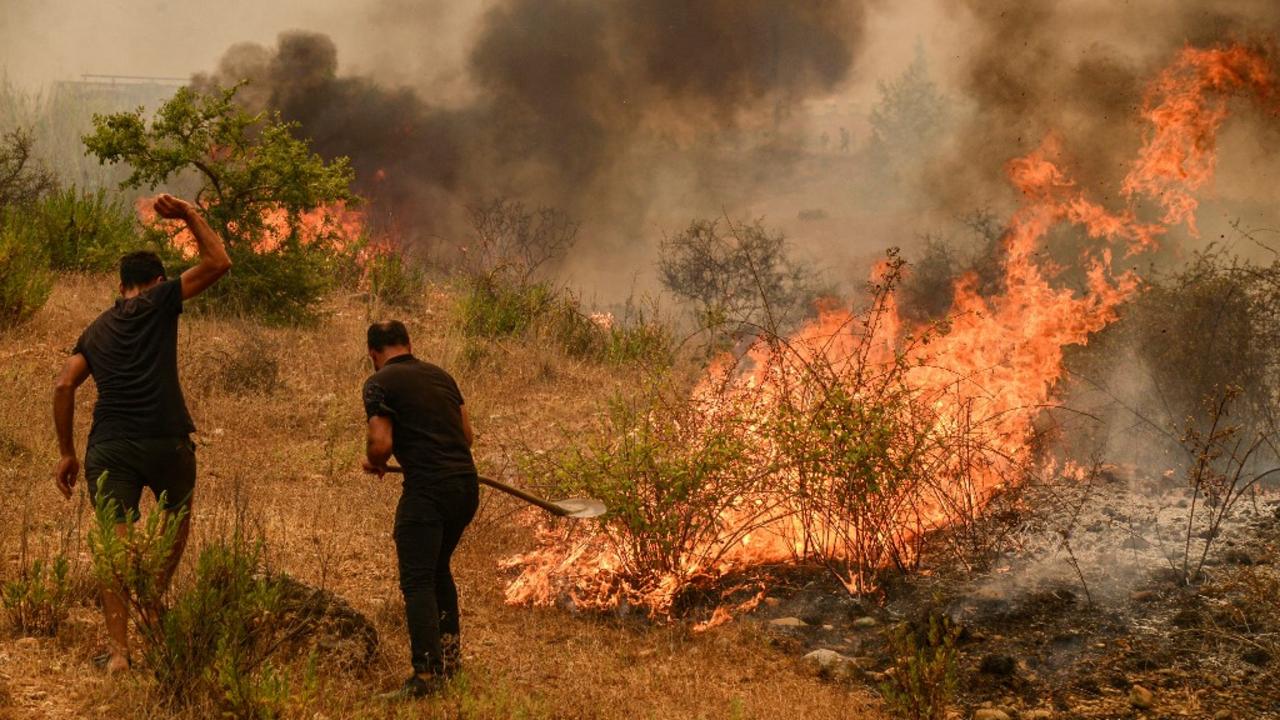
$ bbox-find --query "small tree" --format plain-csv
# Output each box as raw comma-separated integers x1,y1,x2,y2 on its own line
659,217,816,335
84,85,356,323
865,42,949,179
0,128,56,210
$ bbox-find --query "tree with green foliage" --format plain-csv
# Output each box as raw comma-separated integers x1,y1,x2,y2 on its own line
866,42,949,180
84,85,356,323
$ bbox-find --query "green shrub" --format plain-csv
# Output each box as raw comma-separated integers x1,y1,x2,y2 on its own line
457,275,556,338
460,275,674,368
2,555,72,636
35,186,142,271
0,209,52,327
879,615,960,720
195,239,340,325
364,247,424,308
89,486,302,716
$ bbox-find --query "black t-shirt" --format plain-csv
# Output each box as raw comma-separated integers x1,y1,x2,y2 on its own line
73,279,195,446
363,355,476,482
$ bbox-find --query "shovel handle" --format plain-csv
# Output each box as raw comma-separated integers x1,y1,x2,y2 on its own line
382,466,569,517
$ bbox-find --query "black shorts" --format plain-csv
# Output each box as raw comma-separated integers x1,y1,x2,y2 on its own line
85,436,196,522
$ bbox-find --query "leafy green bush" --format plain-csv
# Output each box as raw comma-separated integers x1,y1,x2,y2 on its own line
457,275,556,339
194,238,341,325
363,247,425,308
879,615,960,720
2,555,72,636
35,187,142,271
459,275,674,368
0,209,52,327
89,487,304,716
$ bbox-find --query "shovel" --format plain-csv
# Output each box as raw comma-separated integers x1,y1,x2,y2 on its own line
382,466,606,519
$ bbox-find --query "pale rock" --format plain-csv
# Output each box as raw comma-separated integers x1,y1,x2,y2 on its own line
769,616,808,628
802,649,858,679
1129,684,1154,709
853,616,878,628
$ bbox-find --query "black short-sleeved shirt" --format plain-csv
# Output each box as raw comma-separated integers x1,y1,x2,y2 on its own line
363,355,476,483
73,279,195,446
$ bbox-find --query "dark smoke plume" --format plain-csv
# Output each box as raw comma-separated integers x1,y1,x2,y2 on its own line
197,0,867,254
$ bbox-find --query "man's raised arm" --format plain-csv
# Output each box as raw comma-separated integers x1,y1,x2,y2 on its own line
154,194,231,300
52,354,90,499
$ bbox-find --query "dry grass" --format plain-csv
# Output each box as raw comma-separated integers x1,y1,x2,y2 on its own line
0,275,883,719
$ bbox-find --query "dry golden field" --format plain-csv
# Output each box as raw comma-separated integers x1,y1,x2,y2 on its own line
0,275,884,719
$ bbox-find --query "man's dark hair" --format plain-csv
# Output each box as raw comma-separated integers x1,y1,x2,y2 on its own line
119,251,166,289
368,320,411,351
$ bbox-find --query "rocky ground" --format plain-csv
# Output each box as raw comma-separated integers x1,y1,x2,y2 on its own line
743,467,1280,719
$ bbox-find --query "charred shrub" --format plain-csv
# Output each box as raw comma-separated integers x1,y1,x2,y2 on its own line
898,236,957,324
897,210,1006,324
463,197,576,283
0,128,56,210
659,218,817,335
1072,248,1280,436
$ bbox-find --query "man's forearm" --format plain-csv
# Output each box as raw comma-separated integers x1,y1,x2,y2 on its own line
53,386,76,458
185,208,230,267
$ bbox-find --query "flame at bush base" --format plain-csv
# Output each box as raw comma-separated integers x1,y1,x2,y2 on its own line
135,197,404,289
503,45,1278,619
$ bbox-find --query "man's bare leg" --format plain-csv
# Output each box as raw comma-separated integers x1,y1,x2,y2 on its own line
102,523,130,673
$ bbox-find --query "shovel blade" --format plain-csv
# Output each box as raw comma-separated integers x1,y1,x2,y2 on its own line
551,497,607,519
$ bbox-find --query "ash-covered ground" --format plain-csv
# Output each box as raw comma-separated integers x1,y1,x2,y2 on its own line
746,467,1280,719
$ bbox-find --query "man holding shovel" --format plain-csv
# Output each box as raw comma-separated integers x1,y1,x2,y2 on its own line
361,320,479,698
52,194,231,673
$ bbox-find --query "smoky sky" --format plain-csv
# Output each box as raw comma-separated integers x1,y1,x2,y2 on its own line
195,0,868,249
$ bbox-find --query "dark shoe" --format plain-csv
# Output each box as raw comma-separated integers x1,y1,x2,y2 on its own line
379,673,443,701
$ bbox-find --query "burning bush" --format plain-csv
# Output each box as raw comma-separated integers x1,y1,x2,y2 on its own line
509,255,1023,614
504,44,1279,621
512,380,778,615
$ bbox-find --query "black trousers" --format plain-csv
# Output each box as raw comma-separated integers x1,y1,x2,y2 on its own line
393,474,479,675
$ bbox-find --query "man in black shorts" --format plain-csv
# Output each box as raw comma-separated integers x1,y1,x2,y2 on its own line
361,320,479,698
52,194,231,673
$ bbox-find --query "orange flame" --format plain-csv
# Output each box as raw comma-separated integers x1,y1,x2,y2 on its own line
135,198,367,257
505,45,1278,616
